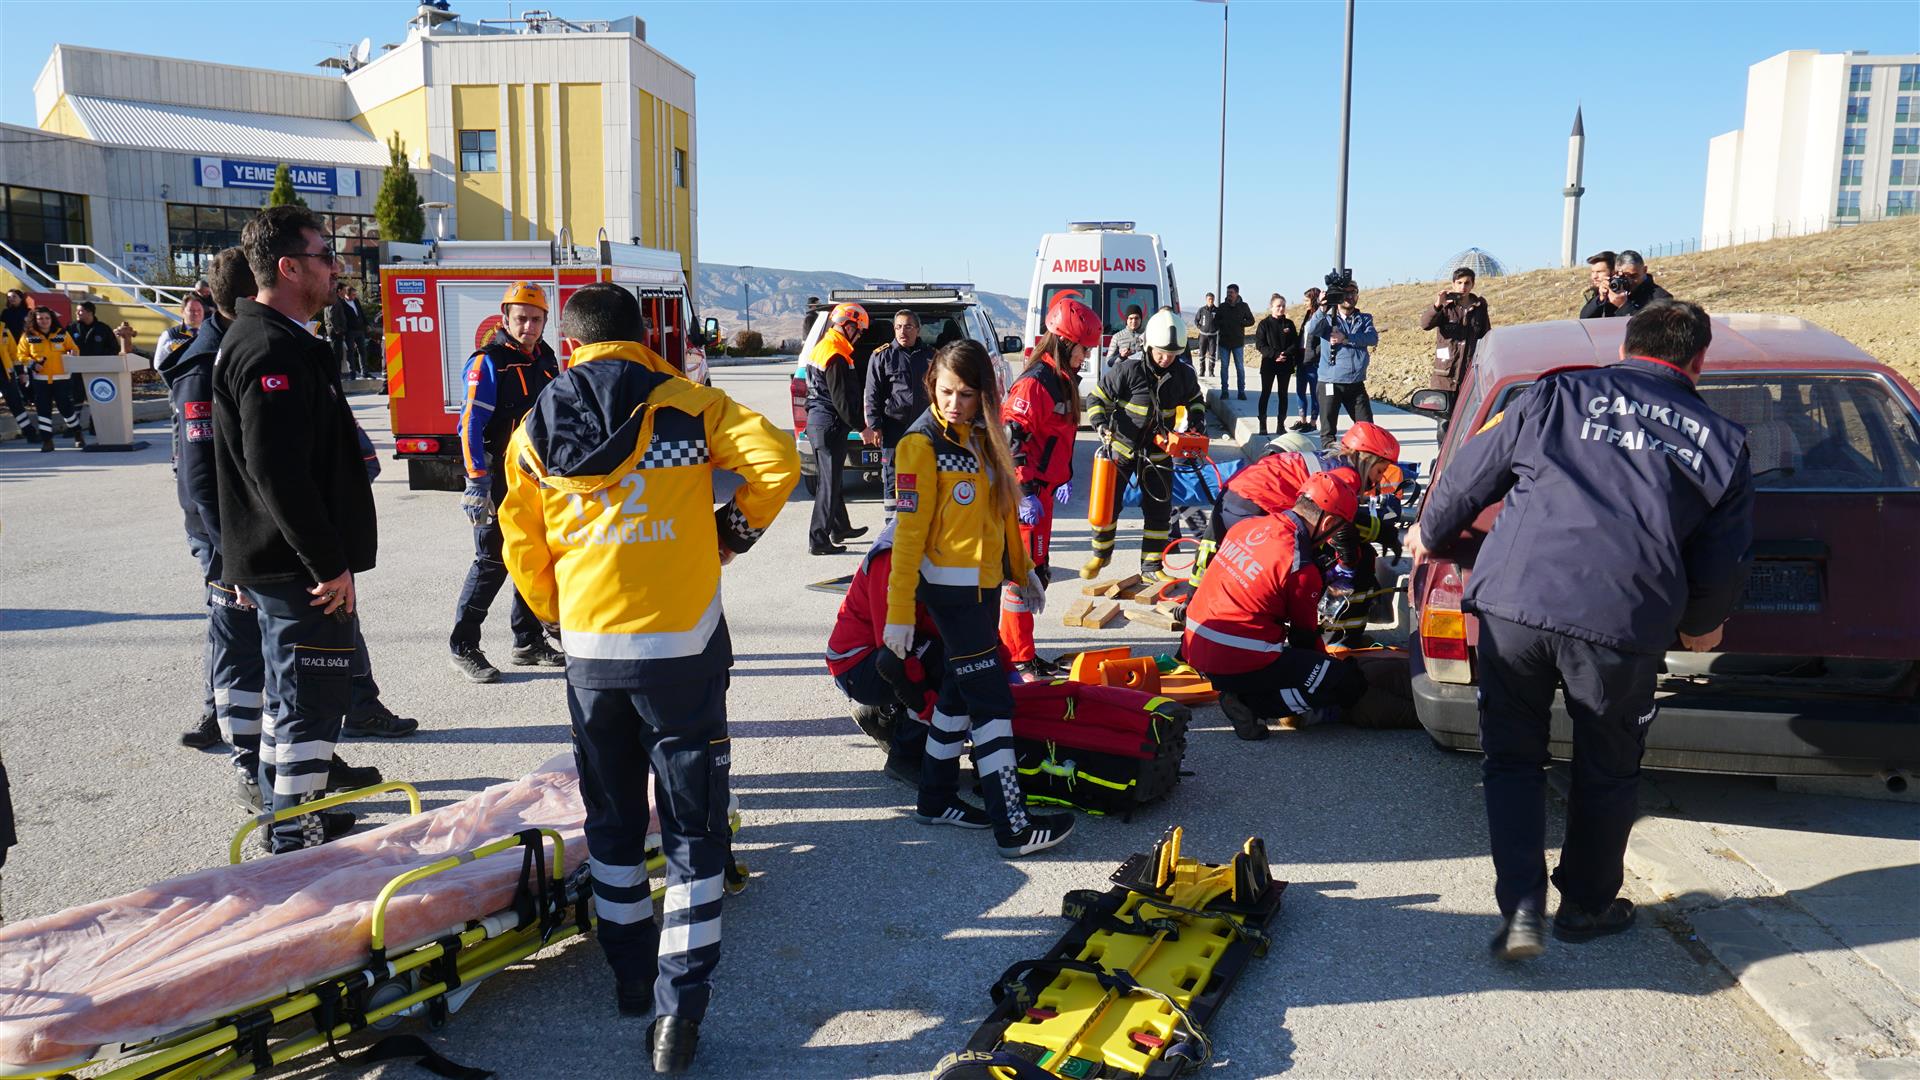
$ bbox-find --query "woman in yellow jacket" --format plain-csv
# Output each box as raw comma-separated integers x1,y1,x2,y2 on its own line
0,326,29,438
17,305,83,450
883,340,1073,858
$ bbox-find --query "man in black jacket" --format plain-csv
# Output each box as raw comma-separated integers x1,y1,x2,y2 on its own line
1412,300,1753,960
1192,293,1219,378
212,205,379,854
325,283,370,378
1215,284,1255,400
1602,251,1672,318
861,309,932,516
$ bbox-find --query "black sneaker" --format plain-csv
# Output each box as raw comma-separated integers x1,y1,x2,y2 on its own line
327,756,384,793
1219,692,1269,741
180,712,224,750
510,640,566,667
882,747,923,788
271,809,356,854
998,812,1075,858
343,703,420,739
649,1016,699,1075
1553,898,1636,943
449,646,501,683
234,771,263,812
809,542,848,556
913,796,992,830
1491,909,1547,961
850,703,892,747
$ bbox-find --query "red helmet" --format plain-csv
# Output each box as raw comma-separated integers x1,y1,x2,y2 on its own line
1302,472,1358,523
1339,421,1400,462
1045,296,1102,349
829,302,870,333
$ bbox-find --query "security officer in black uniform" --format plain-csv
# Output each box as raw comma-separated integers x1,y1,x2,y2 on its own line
1413,300,1754,960
448,281,563,682
1083,307,1206,581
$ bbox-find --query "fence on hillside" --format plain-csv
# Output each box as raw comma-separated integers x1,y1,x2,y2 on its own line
1644,206,1915,259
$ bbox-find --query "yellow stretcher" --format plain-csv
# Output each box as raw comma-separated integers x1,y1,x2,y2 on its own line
0,767,744,1080
933,827,1282,1080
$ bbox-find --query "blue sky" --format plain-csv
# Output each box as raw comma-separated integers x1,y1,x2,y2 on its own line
3,1,1915,299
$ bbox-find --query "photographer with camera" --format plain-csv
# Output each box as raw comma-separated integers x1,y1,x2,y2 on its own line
1579,251,1617,319
1422,267,1491,394
1603,250,1671,318
1302,271,1378,444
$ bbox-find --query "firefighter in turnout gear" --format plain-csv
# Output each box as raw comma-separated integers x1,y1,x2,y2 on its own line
1183,472,1370,740
498,283,799,1074
1083,307,1206,581
1000,296,1099,677
885,340,1074,858
17,306,83,450
449,281,562,683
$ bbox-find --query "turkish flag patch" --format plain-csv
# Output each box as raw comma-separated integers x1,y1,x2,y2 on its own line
183,401,211,419
260,374,290,392
896,473,917,491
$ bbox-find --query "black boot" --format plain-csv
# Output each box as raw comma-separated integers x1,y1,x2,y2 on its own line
180,710,224,749
649,1016,699,1074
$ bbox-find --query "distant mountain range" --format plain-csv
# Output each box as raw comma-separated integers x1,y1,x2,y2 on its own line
695,263,1026,350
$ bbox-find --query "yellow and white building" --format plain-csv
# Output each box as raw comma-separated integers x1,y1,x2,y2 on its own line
1,4,695,338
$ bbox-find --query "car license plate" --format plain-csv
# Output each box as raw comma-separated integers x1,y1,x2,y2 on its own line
857,448,882,467
1736,560,1822,614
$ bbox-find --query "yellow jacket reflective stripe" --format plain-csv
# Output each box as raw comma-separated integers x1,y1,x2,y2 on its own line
17,330,77,378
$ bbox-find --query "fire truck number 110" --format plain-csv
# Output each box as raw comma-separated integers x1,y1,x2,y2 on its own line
395,315,436,333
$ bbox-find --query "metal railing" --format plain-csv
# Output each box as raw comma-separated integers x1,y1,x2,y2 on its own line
0,240,62,292
53,244,194,308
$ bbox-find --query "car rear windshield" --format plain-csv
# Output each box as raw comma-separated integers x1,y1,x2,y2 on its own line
1699,375,1920,490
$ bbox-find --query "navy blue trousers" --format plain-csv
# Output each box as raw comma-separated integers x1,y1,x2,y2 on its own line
1475,614,1659,917
249,581,361,853
569,674,731,1021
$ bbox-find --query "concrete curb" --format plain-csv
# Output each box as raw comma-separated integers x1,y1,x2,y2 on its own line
1621,799,1920,1078
708,354,795,368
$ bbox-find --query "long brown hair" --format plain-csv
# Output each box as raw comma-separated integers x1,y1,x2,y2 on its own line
925,340,1020,517
1024,333,1083,426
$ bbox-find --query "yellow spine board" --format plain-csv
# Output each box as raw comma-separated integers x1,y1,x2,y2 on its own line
1003,852,1238,1076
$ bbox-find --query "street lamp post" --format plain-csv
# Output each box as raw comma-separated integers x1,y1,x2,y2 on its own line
1199,0,1229,301
1332,0,1355,272
740,266,753,333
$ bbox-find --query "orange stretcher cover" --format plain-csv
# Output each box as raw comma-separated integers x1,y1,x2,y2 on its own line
0,756,599,1073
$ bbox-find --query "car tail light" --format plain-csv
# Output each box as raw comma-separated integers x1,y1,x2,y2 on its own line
395,437,440,455
790,376,808,434
1421,570,1473,684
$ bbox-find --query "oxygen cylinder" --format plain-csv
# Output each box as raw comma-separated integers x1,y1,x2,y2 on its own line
1086,453,1119,528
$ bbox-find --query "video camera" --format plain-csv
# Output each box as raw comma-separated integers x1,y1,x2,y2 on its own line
1323,267,1356,306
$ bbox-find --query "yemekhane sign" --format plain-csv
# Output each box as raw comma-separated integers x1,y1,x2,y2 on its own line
195,157,360,197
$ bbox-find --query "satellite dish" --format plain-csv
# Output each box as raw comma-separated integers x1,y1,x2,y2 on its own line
353,37,372,64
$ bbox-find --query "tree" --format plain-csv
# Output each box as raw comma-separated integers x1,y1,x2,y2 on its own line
267,163,307,208
375,133,425,245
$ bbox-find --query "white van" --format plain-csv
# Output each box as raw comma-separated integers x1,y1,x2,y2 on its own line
1024,222,1180,395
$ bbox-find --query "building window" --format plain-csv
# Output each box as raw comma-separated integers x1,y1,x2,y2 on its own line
1902,64,1920,92
1847,95,1871,122
1891,160,1920,186
1836,191,1861,219
1895,127,1920,155
459,130,498,173
1890,192,1918,217
1841,159,1864,187
0,184,87,265
1843,127,1868,155
1850,64,1873,92
672,148,687,189
167,204,377,275
1900,96,1920,123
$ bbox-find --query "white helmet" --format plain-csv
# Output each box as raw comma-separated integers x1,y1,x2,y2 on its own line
1144,307,1186,352
1267,431,1321,457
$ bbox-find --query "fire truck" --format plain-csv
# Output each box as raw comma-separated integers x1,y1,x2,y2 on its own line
380,234,714,490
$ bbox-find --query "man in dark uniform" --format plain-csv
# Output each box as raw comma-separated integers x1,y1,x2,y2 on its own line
1083,307,1206,582
1413,299,1754,960
860,308,932,516
212,206,379,853
448,281,563,683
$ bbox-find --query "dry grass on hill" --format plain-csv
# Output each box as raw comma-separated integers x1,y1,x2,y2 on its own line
1350,215,1920,404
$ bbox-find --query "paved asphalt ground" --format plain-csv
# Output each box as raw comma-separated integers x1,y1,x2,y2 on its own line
0,360,1835,1078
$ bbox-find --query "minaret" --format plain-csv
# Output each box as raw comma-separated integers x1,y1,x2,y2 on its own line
1561,106,1586,268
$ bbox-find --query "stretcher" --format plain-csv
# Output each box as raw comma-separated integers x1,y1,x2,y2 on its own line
0,755,744,1080
933,826,1283,1079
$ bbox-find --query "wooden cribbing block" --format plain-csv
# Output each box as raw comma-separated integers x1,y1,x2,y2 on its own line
1083,600,1123,628
1126,607,1183,632
1062,599,1096,627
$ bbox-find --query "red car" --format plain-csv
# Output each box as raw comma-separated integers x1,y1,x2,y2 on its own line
1408,314,1920,780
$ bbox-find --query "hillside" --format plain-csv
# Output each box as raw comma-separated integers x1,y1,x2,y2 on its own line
696,263,1025,350
1350,215,1920,404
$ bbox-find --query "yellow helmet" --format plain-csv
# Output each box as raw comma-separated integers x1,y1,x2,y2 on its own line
501,281,549,312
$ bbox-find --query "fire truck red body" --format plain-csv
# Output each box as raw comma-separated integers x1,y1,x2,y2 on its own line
381,237,709,490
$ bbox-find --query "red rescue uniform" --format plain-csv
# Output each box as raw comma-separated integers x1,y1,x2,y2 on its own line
999,357,1078,662
1184,512,1326,675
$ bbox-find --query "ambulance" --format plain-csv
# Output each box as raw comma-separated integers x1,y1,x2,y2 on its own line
381,235,712,490
1024,221,1180,395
